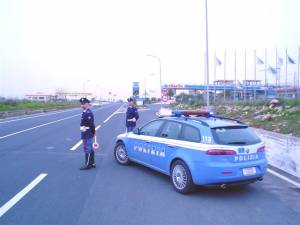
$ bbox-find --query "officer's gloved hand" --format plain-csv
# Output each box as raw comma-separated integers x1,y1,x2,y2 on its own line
132,118,136,122
80,126,87,132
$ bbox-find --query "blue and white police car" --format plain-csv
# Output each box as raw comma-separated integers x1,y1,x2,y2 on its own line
114,110,267,194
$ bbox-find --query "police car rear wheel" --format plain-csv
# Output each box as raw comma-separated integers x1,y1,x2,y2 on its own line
171,160,194,194
114,142,130,165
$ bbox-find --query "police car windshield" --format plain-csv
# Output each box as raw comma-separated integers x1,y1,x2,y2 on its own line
211,126,261,145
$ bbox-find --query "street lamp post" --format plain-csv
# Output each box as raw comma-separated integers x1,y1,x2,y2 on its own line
204,0,210,108
147,54,162,108
144,73,155,100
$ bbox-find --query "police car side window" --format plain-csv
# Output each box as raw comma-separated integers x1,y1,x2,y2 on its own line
159,121,182,140
181,125,201,143
140,120,164,137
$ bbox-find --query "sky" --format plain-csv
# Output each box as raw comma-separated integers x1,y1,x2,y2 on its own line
0,0,299,99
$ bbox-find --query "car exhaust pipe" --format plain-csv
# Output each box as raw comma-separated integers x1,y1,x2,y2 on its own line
220,184,227,189
258,177,263,181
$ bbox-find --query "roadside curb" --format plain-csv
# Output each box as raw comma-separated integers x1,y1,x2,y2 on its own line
268,165,300,184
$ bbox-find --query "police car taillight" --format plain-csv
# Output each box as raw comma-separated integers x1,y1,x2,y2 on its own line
257,146,265,152
206,149,236,155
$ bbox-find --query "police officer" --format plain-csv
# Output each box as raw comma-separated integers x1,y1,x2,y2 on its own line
79,97,96,170
126,97,139,132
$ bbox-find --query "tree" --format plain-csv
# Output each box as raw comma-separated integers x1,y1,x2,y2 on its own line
168,89,175,97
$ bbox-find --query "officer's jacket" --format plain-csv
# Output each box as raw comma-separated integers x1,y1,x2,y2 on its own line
126,106,139,127
80,108,95,139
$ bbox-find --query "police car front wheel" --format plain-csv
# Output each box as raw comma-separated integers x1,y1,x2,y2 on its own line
171,160,194,194
114,142,130,165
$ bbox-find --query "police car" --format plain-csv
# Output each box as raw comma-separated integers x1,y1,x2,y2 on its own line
114,110,267,194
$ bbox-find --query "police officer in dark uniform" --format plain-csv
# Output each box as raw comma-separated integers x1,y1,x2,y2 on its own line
126,97,139,132
79,97,96,170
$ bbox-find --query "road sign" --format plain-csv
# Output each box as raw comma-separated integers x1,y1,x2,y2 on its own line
162,89,168,95
162,95,168,102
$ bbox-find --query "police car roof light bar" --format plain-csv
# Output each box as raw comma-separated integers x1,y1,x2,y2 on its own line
160,109,244,125
172,110,210,117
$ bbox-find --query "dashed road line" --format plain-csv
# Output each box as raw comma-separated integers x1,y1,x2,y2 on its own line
0,173,48,218
103,104,126,124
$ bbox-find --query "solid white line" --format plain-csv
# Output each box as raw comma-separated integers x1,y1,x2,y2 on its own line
0,108,79,124
70,125,101,151
0,103,116,124
0,114,81,140
0,173,47,218
268,169,300,188
103,104,126,124
0,106,110,140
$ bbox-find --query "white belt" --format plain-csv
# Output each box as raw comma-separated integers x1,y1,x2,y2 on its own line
80,126,90,132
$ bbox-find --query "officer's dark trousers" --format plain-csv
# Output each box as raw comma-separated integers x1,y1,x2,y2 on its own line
85,151,95,166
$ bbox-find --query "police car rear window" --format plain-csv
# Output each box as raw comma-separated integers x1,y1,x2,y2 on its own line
211,126,261,145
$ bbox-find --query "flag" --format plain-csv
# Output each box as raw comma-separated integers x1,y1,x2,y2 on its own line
268,66,278,77
215,56,222,66
287,55,295,64
277,57,283,66
256,56,264,65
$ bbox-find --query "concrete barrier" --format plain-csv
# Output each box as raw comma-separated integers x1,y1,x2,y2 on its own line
254,128,300,178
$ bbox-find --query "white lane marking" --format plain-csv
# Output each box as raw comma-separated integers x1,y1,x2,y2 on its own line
103,104,126,124
0,108,78,124
70,125,101,151
0,107,110,140
70,140,83,151
0,173,47,218
0,103,116,124
0,114,81,140
268,169,300,188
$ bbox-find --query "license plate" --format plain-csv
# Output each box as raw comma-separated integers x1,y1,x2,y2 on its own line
243,167,256,176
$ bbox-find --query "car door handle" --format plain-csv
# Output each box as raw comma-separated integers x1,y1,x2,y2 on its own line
145,140,152,143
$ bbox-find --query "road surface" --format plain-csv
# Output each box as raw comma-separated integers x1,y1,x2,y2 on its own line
0,103,300,225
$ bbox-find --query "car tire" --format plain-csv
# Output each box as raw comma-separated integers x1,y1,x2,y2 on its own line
114,142,130,165
171,160,194,194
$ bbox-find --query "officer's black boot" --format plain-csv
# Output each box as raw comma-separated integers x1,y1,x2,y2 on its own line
80,153,92,170
90,151,96,168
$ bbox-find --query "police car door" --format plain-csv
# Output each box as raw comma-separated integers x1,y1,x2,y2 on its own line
152,121,183,172
129,120,165,165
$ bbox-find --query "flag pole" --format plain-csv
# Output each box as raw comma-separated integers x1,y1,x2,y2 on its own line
244,49,247,101
254,49,256,100
234,49,237,101
224,49,226,102
285,48,288,98
214,51,216,104
265,48,268,98
298,46,300,98
276,48,278,87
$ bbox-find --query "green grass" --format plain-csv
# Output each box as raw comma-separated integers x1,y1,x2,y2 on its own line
168,99,300,137
0,101,78,112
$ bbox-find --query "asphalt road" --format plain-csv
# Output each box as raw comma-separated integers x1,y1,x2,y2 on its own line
0,103,300,225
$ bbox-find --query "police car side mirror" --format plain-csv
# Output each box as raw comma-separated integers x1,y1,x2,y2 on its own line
133,128,141,135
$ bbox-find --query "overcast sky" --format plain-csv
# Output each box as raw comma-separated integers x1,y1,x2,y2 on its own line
0,0,299,99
